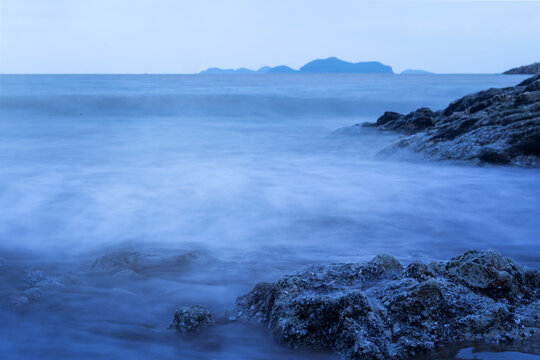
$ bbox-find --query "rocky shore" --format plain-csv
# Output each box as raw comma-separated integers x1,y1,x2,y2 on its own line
504,63,540,75
341,74,540,167
225,250,539,360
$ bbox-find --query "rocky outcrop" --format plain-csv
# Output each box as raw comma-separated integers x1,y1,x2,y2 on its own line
170,305,215,334
354,74,540,167
232,250,540,360
504,63,540,75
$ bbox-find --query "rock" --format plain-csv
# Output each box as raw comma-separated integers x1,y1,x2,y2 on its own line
233,250,540,360
443,249,534,301
373,108,436,134
89,250,209,275
169,305,215,334
404,261,435,282
504,62,540,75
89,251,142,273
375,111,404,127
10,270,65,306
352,74,540,167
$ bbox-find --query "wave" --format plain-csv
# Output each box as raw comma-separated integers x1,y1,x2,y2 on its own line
0,94,405,118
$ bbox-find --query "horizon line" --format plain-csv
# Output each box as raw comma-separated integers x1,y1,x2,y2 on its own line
0,72,514,76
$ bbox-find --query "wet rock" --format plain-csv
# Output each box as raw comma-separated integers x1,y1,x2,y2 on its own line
233,250,540,360
89,251,141,273
404,261,435,282
10,270,65,306
443,249,533,301
169,305,215,334
372,108,436,134
89,250,209,275
348,74,540,167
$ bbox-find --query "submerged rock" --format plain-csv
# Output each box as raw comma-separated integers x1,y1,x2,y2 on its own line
233,250,540,360
170,305,215,334
345,74,540,167
10,270,66,306
89,250,209,275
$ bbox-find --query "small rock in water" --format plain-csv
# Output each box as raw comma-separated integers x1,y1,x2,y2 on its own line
233,249,540,360
170,305,215,334
89,250,210,275
10,269,65,306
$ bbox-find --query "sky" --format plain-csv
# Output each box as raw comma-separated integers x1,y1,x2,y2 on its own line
0,0,539,74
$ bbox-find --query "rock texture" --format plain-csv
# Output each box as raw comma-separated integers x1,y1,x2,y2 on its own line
504,63,540,75
170,305,215,334
354,74,540,167
232,250,540,360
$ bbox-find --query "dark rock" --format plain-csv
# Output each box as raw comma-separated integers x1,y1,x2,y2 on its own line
376,111,404,127
233,250,540,360
170,305,215,334
503,62,540,75
404,261,435,282
443,249,533,301
358,74,540,167
373,108,436,134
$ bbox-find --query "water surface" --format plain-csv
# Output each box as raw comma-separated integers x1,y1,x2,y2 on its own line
1,74,538,359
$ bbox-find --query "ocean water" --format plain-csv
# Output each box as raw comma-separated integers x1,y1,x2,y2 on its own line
0,74,539,359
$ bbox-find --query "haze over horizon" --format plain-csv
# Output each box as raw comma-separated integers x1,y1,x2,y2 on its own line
1,0,539,74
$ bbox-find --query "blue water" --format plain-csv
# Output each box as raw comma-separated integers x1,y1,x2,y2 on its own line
0,74,538,359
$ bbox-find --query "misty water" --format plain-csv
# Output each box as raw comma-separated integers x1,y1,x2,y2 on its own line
1,74,539,359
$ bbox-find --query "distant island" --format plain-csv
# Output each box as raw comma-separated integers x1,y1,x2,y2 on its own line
199,57,395,74
503,62,540,74
299,57,393,74
199,65,297,74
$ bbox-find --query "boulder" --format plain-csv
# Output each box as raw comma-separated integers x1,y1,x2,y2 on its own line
169,305,215,334
233,250,540,360
374,108,436,134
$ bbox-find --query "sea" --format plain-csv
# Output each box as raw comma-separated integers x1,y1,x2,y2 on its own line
0,73,539,359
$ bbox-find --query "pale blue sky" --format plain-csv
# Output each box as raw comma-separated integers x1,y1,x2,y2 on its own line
1,0,539,74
